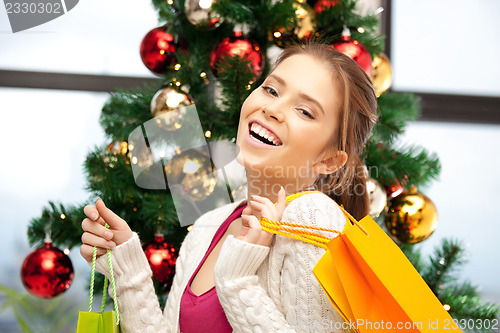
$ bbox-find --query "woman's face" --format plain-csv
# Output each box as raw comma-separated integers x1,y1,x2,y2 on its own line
236,54,342,189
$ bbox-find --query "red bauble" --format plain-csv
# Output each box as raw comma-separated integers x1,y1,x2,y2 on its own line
314,0,338,13
143,234,178,289
384,175,409,199
210,33,264,82
332,29,372,76
140,26,186,75
21,242,74,298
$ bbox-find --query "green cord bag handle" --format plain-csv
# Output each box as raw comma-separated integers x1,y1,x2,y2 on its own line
76,224,120,333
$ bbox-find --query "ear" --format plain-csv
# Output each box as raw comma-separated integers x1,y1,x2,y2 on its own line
313,150,348,175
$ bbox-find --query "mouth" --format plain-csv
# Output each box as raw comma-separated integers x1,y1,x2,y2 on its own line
248,121,282,146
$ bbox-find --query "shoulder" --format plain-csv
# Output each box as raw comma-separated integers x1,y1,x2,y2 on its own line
281,191,346,234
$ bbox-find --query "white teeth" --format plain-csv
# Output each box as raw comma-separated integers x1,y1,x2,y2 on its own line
250,122,281,146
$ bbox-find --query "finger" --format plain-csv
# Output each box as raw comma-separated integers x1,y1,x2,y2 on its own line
95,198,127,229
244,215,262,244
242,206,252,216
83,205,99,221
251,195,274,207
81,232,116,250
80,244,107,263
81,218,114,240
276,186,287,214
239,214,251,237
249,200,265,213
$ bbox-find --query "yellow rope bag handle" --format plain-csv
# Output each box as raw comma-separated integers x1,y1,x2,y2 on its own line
259,191,368,249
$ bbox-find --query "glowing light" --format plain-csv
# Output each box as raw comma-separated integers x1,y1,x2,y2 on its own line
174,63,181,71
150,252,164,265
63,248,70,255
357,27,365,33
132,156,138,164
159,49,165,55
245,84,251,90
167,0,173,4
60,214,66,219
183,160,200,174
166,91,185,108
128,143,134,151
187,225,193,231
443,304,450,311
205,130,211,138
174,123,181,129
274,31,281,38
199,0,212,9
175,81,181,86
200,72,207,78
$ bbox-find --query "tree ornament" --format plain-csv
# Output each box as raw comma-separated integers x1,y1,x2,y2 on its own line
313,0,338,14
106,141,129,155
143,233,178,289
367,177,387,218
140,26,186,75
164,149,218,202
384,174,408,199
20,235,74,298
269,1,317,48
332,26,372,76
210,33,264,81
150,86,194,119
370,53,392,97
384,191,438,244
185,0,222,30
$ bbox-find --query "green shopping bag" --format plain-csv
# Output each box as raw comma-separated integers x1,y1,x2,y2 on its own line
77,241,120,333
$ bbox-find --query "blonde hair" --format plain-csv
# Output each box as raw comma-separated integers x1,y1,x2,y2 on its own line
274,43,378,219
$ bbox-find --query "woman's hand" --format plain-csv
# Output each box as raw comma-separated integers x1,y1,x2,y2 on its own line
80,198,133,263
236,187,287,247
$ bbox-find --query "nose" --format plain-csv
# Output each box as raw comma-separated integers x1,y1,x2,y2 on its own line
262,102,285,122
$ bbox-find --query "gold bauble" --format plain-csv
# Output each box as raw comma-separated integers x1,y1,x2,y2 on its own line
384,191,438,244
106,141,129,155
151,86,194,117
268,1,317,48
370,53,392,97
164,149,217,202
367,178,387,218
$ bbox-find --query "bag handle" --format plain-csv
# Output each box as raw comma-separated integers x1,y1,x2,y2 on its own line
88,223,120,325
259,191,368,250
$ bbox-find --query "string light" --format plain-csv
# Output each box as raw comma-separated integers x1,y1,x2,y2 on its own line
205,130,211,138
357,27,365,33
174,63,181,71
274,31,281,38
443,304,450,311
60,214,66,219
200,72,207,78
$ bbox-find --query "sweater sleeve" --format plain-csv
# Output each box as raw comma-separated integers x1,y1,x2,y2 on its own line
213,192,350,333
94,233,169,333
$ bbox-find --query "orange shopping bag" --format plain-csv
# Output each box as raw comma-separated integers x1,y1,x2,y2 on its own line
260,192,462,333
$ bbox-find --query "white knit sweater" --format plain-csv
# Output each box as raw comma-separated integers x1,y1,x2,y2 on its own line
95,191,349,333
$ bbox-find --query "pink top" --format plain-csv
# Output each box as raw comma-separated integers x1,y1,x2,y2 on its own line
179,204,246,333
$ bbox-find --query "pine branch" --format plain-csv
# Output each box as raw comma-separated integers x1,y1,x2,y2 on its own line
372,92,421,144
422,239,467,294
364,141,441,190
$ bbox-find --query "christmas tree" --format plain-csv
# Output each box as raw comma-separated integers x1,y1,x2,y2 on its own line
24,0,498,328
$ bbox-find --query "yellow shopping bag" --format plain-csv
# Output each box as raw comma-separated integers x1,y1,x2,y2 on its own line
76,240,120,333
260,191,461,333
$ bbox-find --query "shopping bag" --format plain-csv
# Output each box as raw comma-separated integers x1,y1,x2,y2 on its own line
77,238,120,333
260,191,461,333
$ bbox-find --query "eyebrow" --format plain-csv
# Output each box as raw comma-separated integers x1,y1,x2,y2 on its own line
267,74,325,116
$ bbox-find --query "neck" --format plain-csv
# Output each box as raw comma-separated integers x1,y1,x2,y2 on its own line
245,170,313,204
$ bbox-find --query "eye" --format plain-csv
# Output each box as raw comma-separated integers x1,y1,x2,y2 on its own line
262,86,278,97
298,108,315,119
